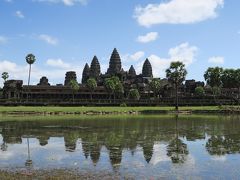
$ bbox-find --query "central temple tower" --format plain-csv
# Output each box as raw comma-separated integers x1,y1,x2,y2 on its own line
107,48,122,75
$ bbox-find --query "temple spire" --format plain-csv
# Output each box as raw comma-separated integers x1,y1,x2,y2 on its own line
82,63,90,84
107,48,122,75
128,65,136,76
90,56,101,79
142,58,153,78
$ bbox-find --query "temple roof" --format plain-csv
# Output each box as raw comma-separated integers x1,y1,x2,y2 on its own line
142,58,153,78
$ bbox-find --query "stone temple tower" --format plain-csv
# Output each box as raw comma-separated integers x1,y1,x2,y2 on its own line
90,56,101,79
128,65,136,77
82,63,90,84
107,48,122,75
142,58,153,78
64,71,77,86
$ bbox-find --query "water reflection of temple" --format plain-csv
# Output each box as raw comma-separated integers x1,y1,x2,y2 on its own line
1,116,240,166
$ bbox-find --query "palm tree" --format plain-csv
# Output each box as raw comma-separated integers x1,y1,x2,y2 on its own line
204,67,223,105
86,78,97,100
166,61,187,111
104,77,115,100
115,82,124,99
149,78,161,99
26,54,36,100
204,67,223,88
69,79,79,102
26,54,36,86
128,88,140,100
104,76,122,102
1,72,9,82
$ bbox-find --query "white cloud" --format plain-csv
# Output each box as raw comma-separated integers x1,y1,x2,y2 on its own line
0,59,84,87
39,34,58,45
35,0,88,6
63,0,88,6
137,32,158,43
0,36,8,44
46,59,71,69
134,0,224,27
208,56,224,64
15,11,25,18
130,51,145,61
122,51,145,62
5,0,13,3
168,42,198,66
0,60,28,87
136,42,198,77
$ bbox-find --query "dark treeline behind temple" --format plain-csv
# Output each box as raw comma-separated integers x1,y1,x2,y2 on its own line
1,48,240,106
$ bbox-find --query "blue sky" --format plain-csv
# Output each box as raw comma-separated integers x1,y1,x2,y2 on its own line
0,0,239,86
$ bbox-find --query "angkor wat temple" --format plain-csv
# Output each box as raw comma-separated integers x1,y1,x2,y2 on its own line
1,48,239,106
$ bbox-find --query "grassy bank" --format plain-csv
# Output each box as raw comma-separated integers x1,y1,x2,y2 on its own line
0,105,239,115
0,105,219,113
0,170,119,180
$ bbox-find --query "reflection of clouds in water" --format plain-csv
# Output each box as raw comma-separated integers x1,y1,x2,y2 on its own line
211,155,227,162
184,154,196,166
0,137,73,167
150,143,170,165
0,134,3,142
46,153,71,162
0,151,14,160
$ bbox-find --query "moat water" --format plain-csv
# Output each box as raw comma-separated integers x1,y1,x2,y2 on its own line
0,115,240,179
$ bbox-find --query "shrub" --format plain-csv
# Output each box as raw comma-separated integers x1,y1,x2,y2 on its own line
195,86,205,96
120,103,127,107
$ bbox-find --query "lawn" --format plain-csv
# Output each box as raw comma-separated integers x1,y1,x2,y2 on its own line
0,106,222,113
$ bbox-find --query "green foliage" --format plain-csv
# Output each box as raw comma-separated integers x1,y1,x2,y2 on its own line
194,86,205,96
204,67,223,88
128,88,140,100
69,79,79,102
86,78,97,100
166,61,187,87
0,88,3,98
221,69,236,88
149,78,161,98
69,79,79,93
0,106,228,115
26,53,36,87
104,77,117,93
212,86,221,96
120,103,127,107
26,54,36,65
104,76,124,99
86,78,97,92
235,69,240,89
115,81,124,98
204,67,240,90
1,72,9,82
166,61,187,110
